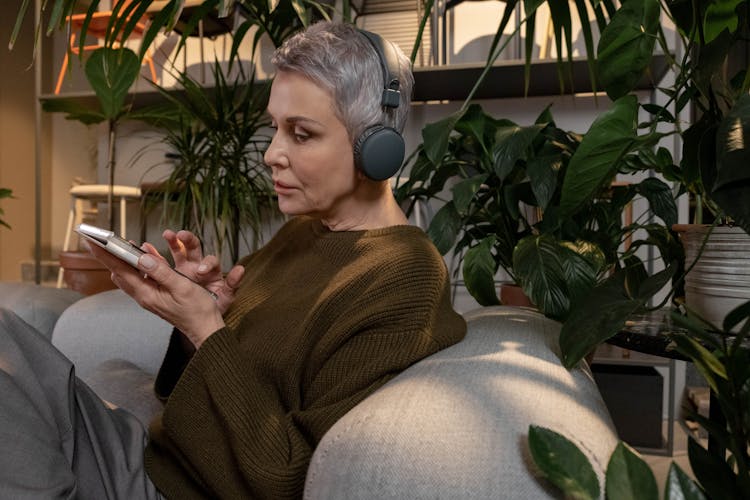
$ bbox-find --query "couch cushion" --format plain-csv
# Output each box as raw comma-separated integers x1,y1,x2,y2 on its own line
304,306,618,499
51,289,172,380
0,283,83,339
87,359,163,427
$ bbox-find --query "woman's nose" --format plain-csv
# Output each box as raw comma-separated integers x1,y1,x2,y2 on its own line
264,134,286,169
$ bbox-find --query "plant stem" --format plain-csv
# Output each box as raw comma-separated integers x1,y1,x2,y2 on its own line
107,119,116,231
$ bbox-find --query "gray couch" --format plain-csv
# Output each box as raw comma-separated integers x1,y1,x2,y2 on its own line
1,283,619,499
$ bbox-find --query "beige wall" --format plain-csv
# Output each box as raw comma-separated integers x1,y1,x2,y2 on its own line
0,2,97,283
0,3,39,282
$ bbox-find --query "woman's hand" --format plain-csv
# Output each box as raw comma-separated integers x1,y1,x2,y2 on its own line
155,229,245,314
85,239,226,349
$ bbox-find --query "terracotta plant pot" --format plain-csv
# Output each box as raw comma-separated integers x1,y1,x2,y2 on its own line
500,283,535,308
59,250,117,296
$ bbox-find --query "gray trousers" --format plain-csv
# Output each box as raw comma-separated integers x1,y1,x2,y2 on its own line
0,309,164,499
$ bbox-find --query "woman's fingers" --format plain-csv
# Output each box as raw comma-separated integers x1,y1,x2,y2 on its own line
225,265,245,289
141,241,166,260
197,255,222,279
176,230,204,260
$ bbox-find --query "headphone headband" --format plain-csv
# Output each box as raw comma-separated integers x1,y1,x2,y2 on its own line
358,29,401,109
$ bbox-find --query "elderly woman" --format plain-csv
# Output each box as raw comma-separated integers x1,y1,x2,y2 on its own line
0,21,465,499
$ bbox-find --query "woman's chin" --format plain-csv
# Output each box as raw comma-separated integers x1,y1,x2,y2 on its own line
276,200,304,217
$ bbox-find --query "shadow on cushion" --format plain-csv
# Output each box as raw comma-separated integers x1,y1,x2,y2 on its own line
86,359,163,427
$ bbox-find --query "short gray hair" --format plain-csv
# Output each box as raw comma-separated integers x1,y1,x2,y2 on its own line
271,21,414,141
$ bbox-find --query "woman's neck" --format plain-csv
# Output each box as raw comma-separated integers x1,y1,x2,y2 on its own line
321,182,407,231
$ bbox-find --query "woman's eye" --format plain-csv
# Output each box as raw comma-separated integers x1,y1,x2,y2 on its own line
294,130,310,143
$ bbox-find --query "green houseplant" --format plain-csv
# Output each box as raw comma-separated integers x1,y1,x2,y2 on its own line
138,61,277,264
395,99,681,322
125,0,337,264
557,0,750,367
42,46,146,229
40,45,157,294
528,301,750,500
397,0,750,368
12,0,336,267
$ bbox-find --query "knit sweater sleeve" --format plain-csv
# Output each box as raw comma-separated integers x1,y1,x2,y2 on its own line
145,249,466,499
152,252,258,402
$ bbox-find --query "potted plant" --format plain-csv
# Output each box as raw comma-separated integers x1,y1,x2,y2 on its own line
397,0,749,367
126,0,335,265
555,0,750,366
11,0,330,282
395,96,682,323
137,61,278,265
40,45,153,294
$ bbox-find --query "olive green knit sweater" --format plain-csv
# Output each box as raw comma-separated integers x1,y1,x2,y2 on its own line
144,216,466,499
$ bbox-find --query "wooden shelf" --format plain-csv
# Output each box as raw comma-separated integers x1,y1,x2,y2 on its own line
40,55,670,109
412,55,670,101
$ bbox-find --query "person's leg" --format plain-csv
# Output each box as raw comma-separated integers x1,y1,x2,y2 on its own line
0,309,163,499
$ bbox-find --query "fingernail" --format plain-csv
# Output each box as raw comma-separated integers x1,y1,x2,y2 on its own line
140,254,157,270
198,264,208,272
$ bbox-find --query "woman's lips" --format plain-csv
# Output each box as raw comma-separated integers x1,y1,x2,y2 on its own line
274,181,296,194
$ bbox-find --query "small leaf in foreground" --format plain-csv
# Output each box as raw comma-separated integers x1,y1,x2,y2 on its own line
664,462,707,500
605,442,658,500
528,425,599,500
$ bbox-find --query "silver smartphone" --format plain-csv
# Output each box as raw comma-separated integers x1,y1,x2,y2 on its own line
75,223,145,267
75,223,218,299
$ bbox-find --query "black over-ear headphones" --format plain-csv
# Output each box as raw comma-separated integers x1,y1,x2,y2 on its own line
353,29,405,181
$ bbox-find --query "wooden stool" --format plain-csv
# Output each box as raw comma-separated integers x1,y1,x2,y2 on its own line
57,184,142,288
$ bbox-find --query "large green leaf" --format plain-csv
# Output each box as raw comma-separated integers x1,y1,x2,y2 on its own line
559,264,675,368
493,123,545,181
681,116,716,202
704,0,745,43
596,0,660,100
559,95,638,220
687,436,743,500
559,240,603,305
635,177,678,227
669,334,728,394
41,97,106,124
462,236,500,306
427,202,462,255
513,234,572,319
605,442,658,500
422,109,466,165
527,425,600,500
713,93,750,233
140,0,182,61
452,174,489,214
526,154,561,211
454,103,493,148
664,462,707,500
84,47,140,119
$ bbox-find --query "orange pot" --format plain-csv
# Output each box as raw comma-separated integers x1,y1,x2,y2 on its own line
59,250,117,296
499,283,535,308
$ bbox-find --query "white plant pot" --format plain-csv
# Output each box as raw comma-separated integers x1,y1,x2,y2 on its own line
676,225,750,330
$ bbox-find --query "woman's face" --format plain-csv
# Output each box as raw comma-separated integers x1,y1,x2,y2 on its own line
264,70,359,220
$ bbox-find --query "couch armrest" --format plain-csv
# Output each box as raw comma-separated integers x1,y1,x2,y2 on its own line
0,283,83,339
51,289,172,382
304,306,618,499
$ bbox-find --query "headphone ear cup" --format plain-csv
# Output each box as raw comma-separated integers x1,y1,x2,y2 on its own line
353,125,405,181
